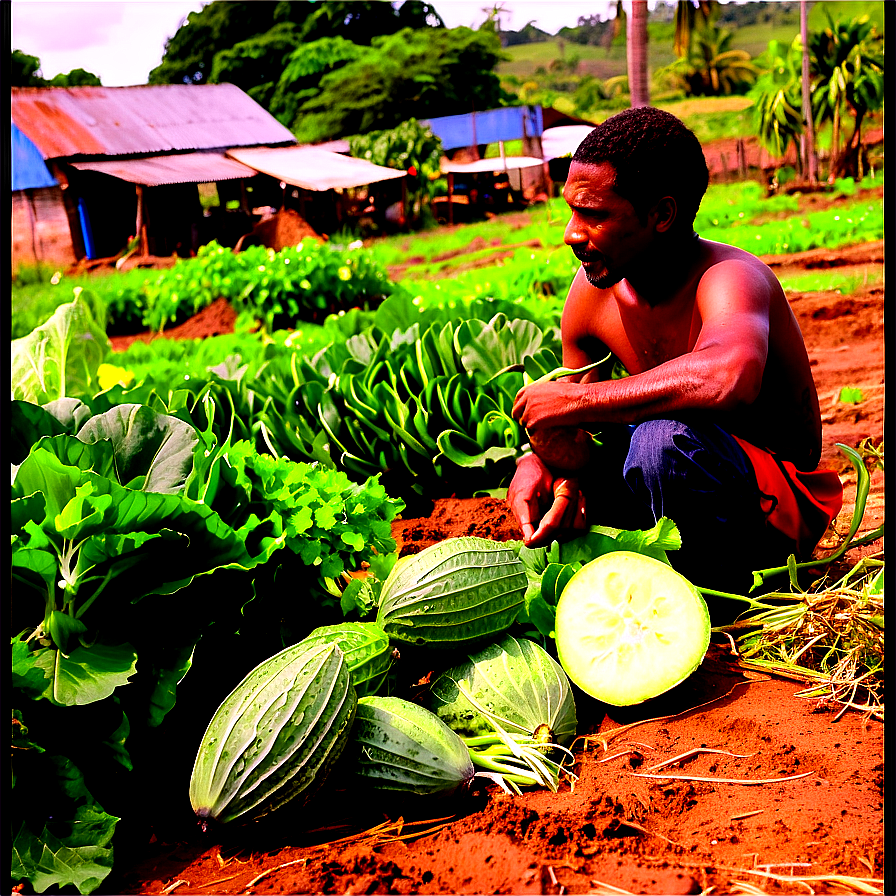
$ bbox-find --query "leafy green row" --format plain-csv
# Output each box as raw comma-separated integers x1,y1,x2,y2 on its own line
699,197,883,255
140,239,395,332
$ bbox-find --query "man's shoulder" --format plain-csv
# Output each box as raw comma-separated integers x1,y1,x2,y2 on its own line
696,238,782,294
698,238,774,273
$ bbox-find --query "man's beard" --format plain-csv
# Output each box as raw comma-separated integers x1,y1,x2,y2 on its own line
575,249,625,289
583,265,624,289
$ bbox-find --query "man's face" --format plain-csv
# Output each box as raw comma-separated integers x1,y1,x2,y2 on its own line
562,161,655,289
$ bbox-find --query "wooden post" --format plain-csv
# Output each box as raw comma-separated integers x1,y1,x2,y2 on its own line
447,172,454,226
50,162,86,260
135,184,144,254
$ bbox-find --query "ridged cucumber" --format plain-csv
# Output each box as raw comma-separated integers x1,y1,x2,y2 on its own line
189,642,356,826
377,536,526,647
430,634,577,745
352,696,474,797
300,621,395,697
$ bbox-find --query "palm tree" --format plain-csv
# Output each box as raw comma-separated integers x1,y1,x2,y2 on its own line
749,38,804,167
673,0,719,58
627,0,649,108
809,12,884,181
800,0,818,184
669,23,758,96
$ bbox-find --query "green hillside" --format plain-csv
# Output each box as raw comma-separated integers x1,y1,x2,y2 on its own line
498,0,883,84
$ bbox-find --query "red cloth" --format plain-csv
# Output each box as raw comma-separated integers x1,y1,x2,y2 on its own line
733,437,844,559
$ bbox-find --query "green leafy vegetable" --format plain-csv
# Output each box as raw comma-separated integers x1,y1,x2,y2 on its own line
11,292,110,405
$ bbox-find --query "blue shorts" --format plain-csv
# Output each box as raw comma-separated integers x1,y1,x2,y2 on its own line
583,418,798,596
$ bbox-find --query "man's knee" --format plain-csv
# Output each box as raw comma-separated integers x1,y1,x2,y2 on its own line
623,419,691,482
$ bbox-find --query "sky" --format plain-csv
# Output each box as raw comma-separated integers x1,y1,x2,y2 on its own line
10,1,622,87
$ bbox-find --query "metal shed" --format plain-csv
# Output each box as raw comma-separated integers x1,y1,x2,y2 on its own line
11,84,297,266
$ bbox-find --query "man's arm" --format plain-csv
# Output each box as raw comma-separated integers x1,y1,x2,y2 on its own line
514,260,773,431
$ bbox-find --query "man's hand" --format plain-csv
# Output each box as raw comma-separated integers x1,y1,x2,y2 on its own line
512,380,588,431
507,453,587,547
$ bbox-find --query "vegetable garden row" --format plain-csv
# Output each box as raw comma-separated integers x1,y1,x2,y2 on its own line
10,179,884,895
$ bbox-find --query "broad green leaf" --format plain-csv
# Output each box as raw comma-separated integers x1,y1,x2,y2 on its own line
144,643,195,727
43,397,93,432
54,486,115,541
520,590,557,639
10,492,48,534
11,635,54,700
26,642,138,706
456,313,544,380
46,611,88,655
11,400,69,465
65,802,120,849
76,404,199,494
11,821,115,895
436,429,518,469
11,294,110,405
12,443,86,521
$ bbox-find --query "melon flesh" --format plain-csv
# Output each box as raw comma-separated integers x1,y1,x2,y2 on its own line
555,551,710,706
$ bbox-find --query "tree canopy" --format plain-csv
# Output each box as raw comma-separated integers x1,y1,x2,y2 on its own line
148,0,507,144
285,27,510,143
9,50,101,87
148,1,444,86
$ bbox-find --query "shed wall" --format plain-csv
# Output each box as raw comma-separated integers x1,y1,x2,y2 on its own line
12,186,77,269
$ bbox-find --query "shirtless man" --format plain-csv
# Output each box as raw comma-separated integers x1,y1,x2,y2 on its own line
508,107,842,594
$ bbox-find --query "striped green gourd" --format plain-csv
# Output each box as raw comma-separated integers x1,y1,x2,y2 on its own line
430,634,577,746
189,642,356,827
352,696,474,797
299,621,395,697
376,536,526,647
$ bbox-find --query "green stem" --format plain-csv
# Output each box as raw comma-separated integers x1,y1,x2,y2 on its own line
462,733,530,749
468,750,548,787
749,527,884,590
530,355,610,385
73,567,116,620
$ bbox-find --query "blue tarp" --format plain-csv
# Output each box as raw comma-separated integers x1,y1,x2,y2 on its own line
424,106,543,151
12,122,57,190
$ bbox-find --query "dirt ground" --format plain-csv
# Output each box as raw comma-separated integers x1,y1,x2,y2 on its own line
106,224,883,894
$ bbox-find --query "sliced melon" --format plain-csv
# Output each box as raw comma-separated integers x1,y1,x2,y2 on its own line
554,551,710,706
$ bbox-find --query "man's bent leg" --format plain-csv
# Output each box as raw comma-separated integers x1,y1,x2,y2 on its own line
622,418,782,596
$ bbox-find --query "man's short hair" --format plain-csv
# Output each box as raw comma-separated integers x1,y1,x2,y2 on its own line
572,107,709,231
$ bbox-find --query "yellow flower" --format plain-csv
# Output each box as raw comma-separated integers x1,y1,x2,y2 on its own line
338,267,352,281
97,363,134,391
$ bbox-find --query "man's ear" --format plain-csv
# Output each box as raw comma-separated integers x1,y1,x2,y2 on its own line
652,196,678,233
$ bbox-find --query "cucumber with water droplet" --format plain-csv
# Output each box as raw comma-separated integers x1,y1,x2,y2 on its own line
351,696,474,797
188,642,356,827
300,621,395,697
430,634,577,746
377,536,526,647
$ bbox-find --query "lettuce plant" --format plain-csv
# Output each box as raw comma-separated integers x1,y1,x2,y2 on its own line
9,389,403,895
11,292,110,405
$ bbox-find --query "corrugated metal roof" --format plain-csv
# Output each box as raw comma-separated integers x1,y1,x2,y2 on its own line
227,146,406,191
69,152,258,186
440,156,545,174
11,84,296,160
